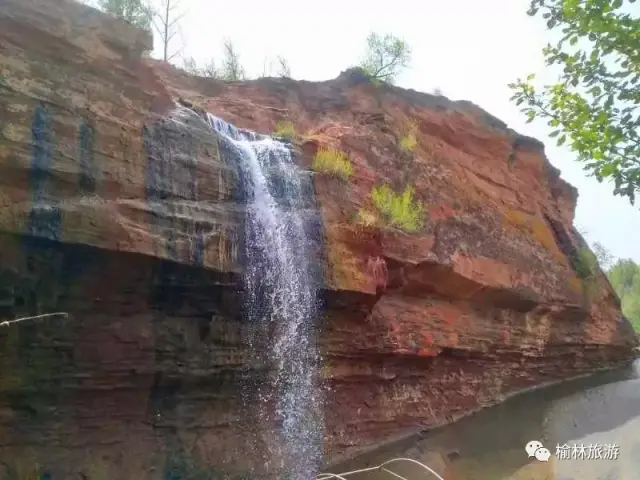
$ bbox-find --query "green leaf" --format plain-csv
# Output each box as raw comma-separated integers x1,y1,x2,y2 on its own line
509,0,640,206
526,110,536,124
600,163,616,177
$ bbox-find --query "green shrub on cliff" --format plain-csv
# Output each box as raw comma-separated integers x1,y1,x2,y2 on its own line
574,247,598,280
311,148,352,180
398,120,418,154
371,184,424,232
274,121,297,141
573,246,600,298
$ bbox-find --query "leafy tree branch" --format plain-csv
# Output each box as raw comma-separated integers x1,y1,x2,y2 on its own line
509,0,640,204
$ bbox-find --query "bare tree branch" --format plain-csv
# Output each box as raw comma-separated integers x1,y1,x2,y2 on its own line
276,55,292,78
151,0,186,62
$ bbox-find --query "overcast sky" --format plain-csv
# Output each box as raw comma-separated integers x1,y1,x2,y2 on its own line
149,0,640,262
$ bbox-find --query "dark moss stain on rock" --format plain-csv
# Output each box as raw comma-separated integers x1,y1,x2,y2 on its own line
26,104,61,243
143,111,215,267
78,117,97,194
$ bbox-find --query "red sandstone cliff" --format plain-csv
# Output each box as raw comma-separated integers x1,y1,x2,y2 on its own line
0,0,637,477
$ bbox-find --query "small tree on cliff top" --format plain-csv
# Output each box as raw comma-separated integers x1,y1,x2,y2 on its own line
509,0,640,205
97,0,152,30
221,39,246,81
152,0,186,62
276,55,292,78
358,32,411,84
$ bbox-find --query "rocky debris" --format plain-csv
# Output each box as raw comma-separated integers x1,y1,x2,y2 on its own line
0,0,637,477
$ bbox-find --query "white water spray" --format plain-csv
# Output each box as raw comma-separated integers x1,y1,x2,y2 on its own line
207,114,323,479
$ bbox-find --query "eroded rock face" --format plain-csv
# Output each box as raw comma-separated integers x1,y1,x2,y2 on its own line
0,0,637,477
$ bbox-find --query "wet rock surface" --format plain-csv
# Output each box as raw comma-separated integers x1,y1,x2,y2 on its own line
0,0,637,477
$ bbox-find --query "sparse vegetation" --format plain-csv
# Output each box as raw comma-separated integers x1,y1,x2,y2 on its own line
370,184,424,232
182,56,219,78
398,120,418,154
355,208,380,228
311,148,353,180
573,247,600,299
358,32,411,85
274,121,297,140
572,247,598,299
261,55,292,78
180,39,247,81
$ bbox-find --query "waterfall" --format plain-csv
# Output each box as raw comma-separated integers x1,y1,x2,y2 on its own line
206,114,323,478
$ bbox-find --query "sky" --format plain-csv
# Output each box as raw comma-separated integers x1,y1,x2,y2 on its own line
149,0,640,262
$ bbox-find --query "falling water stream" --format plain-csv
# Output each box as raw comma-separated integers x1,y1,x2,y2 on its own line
206,114,323,479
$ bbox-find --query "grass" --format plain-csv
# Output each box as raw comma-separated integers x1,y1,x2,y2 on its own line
311,148,353,180
371,184,424,233
273,121,297,140
399,133,418,153
398,120,418,154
